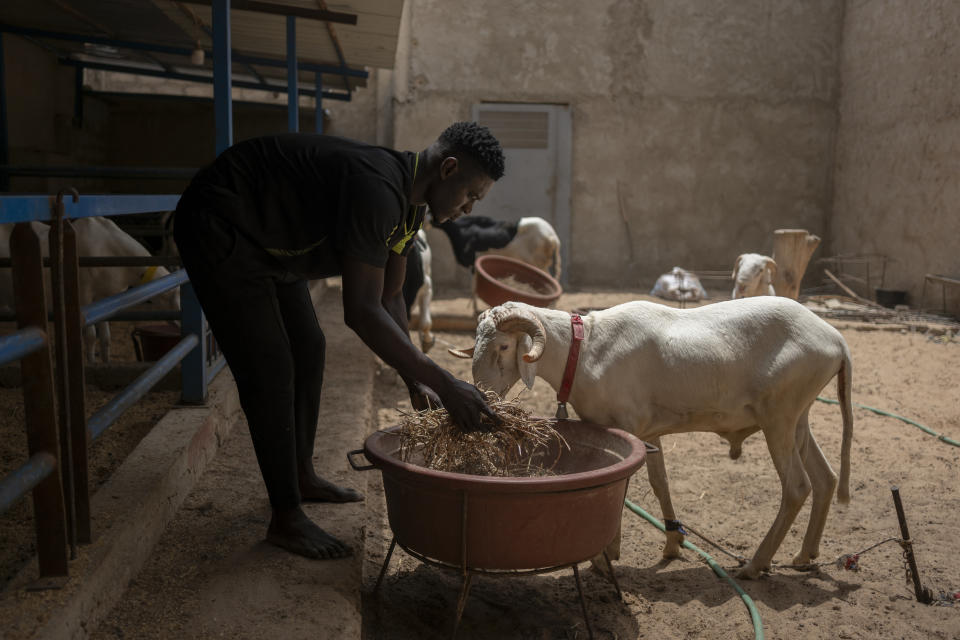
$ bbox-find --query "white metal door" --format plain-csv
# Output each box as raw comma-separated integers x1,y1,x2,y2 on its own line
472,103,571,284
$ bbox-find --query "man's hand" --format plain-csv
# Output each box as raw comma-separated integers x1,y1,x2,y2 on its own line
437,378,500,432
406,380,442,412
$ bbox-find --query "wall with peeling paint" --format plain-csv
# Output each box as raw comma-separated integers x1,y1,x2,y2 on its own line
387,0,844,291
830,1,960,315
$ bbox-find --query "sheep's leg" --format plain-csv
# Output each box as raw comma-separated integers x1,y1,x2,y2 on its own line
97,321,111,364
417,277,434,353
644,435,684,559
83,324,98,364
590,519,621,579
739,419,810,579
793,407,838,566
470,273,479,316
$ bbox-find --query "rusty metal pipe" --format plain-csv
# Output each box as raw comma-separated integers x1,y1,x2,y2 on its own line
891,487,934,604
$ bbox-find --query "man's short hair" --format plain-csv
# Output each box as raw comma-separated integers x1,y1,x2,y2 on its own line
438,121,505,180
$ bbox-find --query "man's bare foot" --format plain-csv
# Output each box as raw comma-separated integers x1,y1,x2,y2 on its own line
266,507,352,559
299,473,364,503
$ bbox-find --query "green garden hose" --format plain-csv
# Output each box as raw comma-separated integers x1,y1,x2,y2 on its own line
624,498,764,640
816,396,960,447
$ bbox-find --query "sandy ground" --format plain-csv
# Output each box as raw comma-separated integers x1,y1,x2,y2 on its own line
362,290,960,640
2,288,959,639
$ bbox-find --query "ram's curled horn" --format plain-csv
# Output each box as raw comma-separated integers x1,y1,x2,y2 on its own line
448,346,474,359
492,307,546,363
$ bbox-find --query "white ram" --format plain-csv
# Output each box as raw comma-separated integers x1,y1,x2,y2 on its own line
451,297,853,579
732,253,777,298
0,217,180,363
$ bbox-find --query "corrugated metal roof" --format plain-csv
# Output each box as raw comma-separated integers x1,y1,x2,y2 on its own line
0,0,404,91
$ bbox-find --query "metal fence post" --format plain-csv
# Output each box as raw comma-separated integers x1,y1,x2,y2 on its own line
180,282,208,404
62,216,91,543
11,222,69,580
287,15,298,132
49,189,78,558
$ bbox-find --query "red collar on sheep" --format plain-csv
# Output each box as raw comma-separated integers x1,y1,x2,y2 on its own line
555,314,584,419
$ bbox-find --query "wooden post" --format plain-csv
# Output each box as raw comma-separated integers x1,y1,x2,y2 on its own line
772,229,821,299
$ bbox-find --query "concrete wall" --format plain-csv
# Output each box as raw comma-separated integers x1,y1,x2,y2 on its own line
6,3,958,315
830,1,960,315
390,0,843,289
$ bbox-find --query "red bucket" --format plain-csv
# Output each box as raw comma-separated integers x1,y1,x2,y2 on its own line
474,254,563,308
131,323,182,361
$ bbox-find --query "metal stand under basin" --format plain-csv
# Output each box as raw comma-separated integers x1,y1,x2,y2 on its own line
372,535,621,640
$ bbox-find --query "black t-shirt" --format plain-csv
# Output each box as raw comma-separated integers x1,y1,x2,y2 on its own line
179,133,425,278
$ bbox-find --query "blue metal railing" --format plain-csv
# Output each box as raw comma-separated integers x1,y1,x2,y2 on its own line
0,326,47,365
0,194,182,224
0,329,55,517
82,270,188,326
0,452,57,513
0,223,70,578
0,202,222,579
88,334,199,441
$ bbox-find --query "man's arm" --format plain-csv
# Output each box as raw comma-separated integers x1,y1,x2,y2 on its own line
380,252,439,409
340,254,496,431
381,251,412,334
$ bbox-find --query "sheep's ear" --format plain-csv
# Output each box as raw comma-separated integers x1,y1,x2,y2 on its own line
765,258,778,278
732,255,743,279
517,334,537,390
448,346,475,359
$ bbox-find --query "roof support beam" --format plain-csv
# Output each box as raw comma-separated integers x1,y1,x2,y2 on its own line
287,16,298,133
312,0,351,92
315,72,323,134
185,0,357,25
60,59,350,101
212,0,232,155
0,25,368,79
0,33,8,191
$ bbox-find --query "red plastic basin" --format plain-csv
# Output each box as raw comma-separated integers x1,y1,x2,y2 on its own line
474,254,563,308
358,419,647,571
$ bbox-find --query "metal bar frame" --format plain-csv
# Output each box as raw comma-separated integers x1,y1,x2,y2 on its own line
82,270,188,326
60,218,91,544
315,71,323,133
59,58,350,102
0,194,180,224
185,0,357,25
0,25,369,79
0,255,182,269
8,222,69,578
48,191,78,559
88,334,199,441
0,197,218,555
0,326,47,365
0,165,197,179
0,31,8,191
287,15,298,132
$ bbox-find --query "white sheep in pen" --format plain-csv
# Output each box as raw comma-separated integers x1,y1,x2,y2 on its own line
0,217,180,363
450,297,853,579
732,253,778,298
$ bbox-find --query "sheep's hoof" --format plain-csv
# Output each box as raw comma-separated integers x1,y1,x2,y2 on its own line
736,563,766,580
661,544,683,559
421,334,435,354
588,554,615,580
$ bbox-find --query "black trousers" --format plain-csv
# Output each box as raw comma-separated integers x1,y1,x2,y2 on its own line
174,205,325,510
